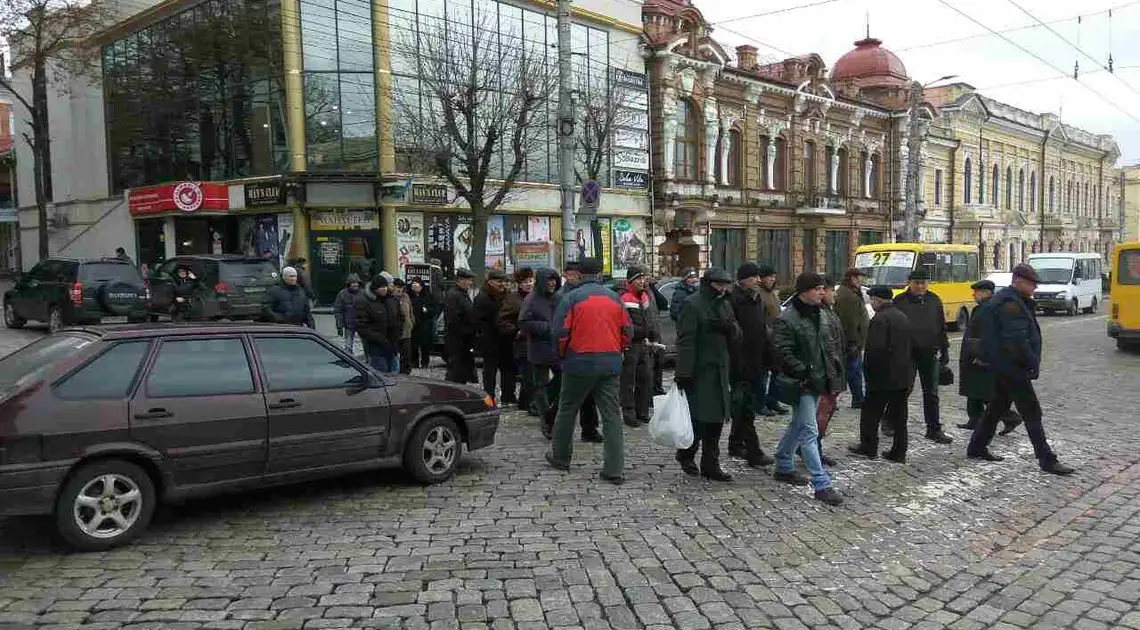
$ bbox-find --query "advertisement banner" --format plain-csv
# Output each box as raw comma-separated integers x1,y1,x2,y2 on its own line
453,215,474,273
395,212,426,273
129,181,229,216
514,242,553,269
611,217,648,278
568,217,595,263
239,215,280,259
528,216,550,242
598,218,612,276
277,213,295,268
486,215,506,256
426,214,455,277
505,216,528,272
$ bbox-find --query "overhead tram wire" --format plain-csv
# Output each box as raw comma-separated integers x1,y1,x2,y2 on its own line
1001,0,1140,99
931,0,1140,126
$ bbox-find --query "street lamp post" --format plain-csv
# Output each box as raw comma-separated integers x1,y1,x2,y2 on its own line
902,74,957,243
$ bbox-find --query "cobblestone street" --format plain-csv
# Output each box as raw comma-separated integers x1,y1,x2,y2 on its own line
1,310,1138,630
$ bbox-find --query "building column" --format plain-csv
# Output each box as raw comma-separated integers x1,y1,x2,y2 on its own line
163,217,176,260
374,0,395,174
280,0,307,173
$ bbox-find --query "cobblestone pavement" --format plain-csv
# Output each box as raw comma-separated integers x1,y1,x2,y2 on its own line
1,307,1139,630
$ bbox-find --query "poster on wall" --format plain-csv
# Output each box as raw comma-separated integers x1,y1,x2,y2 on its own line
486,215,505,256
277,213,294,268
505,216,528,272
453,215,474,273
395,212,426,273
426,214,455,278
569,218,594,263
598,218,612,276
528,216,550,242
238,215,280,260
611,217,647,278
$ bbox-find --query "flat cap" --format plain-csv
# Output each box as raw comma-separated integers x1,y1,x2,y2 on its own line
868,285,894,300
1012,263,1040,283
970,279,996,292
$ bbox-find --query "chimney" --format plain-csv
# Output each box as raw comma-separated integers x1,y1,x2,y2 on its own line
736,45,758,71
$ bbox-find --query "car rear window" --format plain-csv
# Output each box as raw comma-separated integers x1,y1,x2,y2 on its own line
0,333,96,391
219,260,279,284
79,263,143,285
1120,250,1140,286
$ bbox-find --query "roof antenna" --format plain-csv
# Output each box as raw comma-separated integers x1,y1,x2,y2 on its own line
1108,9,1115,73
865,11,870,38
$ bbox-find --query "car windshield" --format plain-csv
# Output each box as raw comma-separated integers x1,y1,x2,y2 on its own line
219,260,279,284
1029,258,1074,284
79,263,143,285
854,251,916,288
1120,250,1140,285
0,333,96,391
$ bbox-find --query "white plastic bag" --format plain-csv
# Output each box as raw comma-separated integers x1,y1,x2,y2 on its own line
649,385,694,449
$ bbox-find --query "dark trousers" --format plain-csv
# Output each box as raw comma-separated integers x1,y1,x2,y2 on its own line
859,389,909,455
968,376,1056,464
911,353,943,434
445,346,476,384
411,332,432,368
653,345,665,392
538,367,599,436
678,420,725,473
550,372,624,477
482,346,517,403
517,359,535,411
620,343,653,423
965,398,987,428
728,380,764,459
399,339,413,374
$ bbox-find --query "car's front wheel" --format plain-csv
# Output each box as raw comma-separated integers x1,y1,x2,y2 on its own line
3,300,25,329
55,460,156,551
404,416,462,484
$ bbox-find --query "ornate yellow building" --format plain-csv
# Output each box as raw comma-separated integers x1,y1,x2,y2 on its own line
917,85,1122,270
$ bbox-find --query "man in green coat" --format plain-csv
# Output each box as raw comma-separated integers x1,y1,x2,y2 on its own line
770,272,844,506
674,267,739,482
834,268,869,408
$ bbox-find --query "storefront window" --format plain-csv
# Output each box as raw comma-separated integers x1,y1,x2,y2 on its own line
102,0,288,192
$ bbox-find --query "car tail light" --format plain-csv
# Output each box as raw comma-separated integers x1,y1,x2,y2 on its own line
70,282,83,306
1113,303,1119,319
213,282,228,295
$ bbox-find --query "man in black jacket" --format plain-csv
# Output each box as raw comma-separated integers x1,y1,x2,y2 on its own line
726,263,775,468
849,286,914,462
957,280,1024,434
444,269,478,383
355,275,401,372
892,269,953,444
619,265,658,427
474,270,516,404
266,266,315,328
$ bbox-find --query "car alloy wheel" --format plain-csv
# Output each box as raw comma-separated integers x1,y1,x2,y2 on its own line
405,416,463,484
55,460,156,551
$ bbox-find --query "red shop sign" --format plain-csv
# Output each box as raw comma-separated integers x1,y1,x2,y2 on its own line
129,181,230,216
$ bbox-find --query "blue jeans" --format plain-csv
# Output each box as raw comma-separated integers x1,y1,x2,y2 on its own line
753,370,780,412
775,393,831,491
846,354,865,404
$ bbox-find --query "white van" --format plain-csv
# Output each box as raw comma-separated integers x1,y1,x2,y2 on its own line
1025,252,1104,315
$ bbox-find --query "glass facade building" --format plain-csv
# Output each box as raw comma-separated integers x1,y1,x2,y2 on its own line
102,0,288,192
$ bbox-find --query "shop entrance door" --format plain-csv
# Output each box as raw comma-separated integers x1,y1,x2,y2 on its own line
310,230,380,306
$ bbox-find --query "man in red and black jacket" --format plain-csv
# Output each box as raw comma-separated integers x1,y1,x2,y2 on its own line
619,265,659,427
545,258,633,484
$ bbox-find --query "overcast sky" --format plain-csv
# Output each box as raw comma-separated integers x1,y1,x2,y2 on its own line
695,0,1140,166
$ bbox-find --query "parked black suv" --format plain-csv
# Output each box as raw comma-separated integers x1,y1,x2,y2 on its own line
147,255,280,320
3,258,148,332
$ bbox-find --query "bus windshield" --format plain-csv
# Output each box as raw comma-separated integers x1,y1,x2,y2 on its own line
1029,257,1075,284
854,251,916,287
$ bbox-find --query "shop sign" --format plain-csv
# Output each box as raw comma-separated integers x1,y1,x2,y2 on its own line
129,181,228,216
614,150,649,170
613,68,648,90
244,180,285,207
310,209,380,231
411,184,450,205
613,170,649,189
514,241,553,269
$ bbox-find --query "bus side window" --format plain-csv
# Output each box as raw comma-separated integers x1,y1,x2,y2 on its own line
919,252,938,279
935,253,953,282
951,253,971,282
967,252,979,281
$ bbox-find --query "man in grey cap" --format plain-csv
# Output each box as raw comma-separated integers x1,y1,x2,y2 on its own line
967,264,1074,475
444,269,478,383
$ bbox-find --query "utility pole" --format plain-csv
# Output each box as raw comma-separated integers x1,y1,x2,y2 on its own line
901,79,924,244
556,0,576,267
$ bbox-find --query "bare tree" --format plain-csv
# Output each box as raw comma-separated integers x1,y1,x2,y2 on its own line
0,0,109,260
573,70,640,184
390,6,555,281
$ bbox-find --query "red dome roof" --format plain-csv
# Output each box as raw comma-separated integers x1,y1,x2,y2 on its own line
831,37,908,88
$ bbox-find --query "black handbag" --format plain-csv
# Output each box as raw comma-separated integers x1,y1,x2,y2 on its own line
938,365,955,386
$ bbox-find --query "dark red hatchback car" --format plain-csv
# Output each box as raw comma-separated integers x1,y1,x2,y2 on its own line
0,324,499,551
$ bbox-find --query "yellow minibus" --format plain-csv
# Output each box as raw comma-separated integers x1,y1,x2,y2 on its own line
1108,242,1140,352
853,243,980,330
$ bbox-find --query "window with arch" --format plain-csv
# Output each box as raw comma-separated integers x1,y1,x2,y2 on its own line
774,136,788,190
674,99,698,180
1018,168,1025,212
935,169,943,205
726,129,742,186
963,157,972,203
1049,176,1055,212
870,153,881,198
1005,166,1013,209
837,147,849,196
979,162,986,203
992,164,999,206
803,140,816,193
1030,172,1036,213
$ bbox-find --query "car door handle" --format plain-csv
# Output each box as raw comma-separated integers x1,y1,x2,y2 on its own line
268,399,301,410
134,408,172,420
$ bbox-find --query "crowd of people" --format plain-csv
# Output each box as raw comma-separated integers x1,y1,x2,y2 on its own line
259,254,1076,503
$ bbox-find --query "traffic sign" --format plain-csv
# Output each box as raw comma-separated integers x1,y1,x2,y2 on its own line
580,179,600,214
